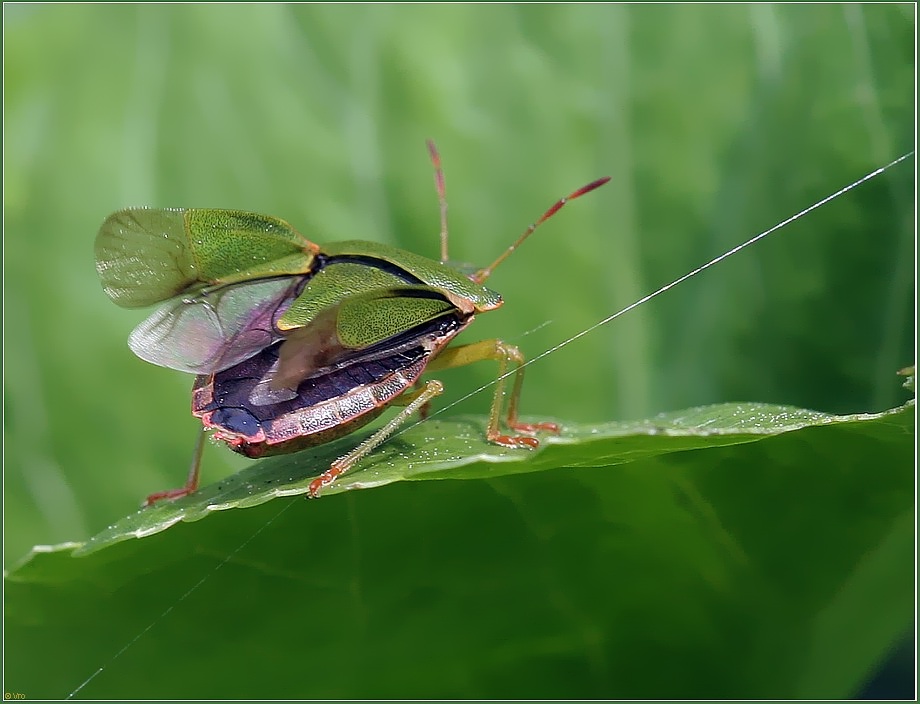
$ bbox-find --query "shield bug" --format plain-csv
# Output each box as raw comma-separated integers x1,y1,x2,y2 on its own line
95,141,609,503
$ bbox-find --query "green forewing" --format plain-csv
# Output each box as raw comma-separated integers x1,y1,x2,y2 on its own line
336,291,457,349
182,210,317,283
323,240,503,312
277,262,408,330
95,209,317,308
277,260,462,354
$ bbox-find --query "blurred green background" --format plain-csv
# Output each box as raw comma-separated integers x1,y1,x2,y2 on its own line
3,4,915,694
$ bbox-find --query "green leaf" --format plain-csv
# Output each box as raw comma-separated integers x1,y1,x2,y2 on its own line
6,398,914,698
68,400,914,555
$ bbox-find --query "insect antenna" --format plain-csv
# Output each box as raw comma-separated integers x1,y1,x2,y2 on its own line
472,175,611,284
426,139,450,264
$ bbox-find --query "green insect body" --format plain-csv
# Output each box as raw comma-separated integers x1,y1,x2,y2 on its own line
95,142,609,503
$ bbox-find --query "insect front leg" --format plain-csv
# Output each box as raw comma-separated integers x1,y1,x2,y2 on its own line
427,340,559,448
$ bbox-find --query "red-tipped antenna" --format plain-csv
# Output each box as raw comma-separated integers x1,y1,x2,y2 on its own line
426,139,450,263
472,175,611,284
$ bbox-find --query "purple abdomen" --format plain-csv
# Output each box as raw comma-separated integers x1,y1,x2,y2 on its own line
192,313,468,457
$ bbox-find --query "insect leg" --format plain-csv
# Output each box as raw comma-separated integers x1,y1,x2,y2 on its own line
427,340,559,449
307,380,445,497
393,380,434,419
144,426,207,506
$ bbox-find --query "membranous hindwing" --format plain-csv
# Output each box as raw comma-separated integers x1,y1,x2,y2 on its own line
128,276,307,374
